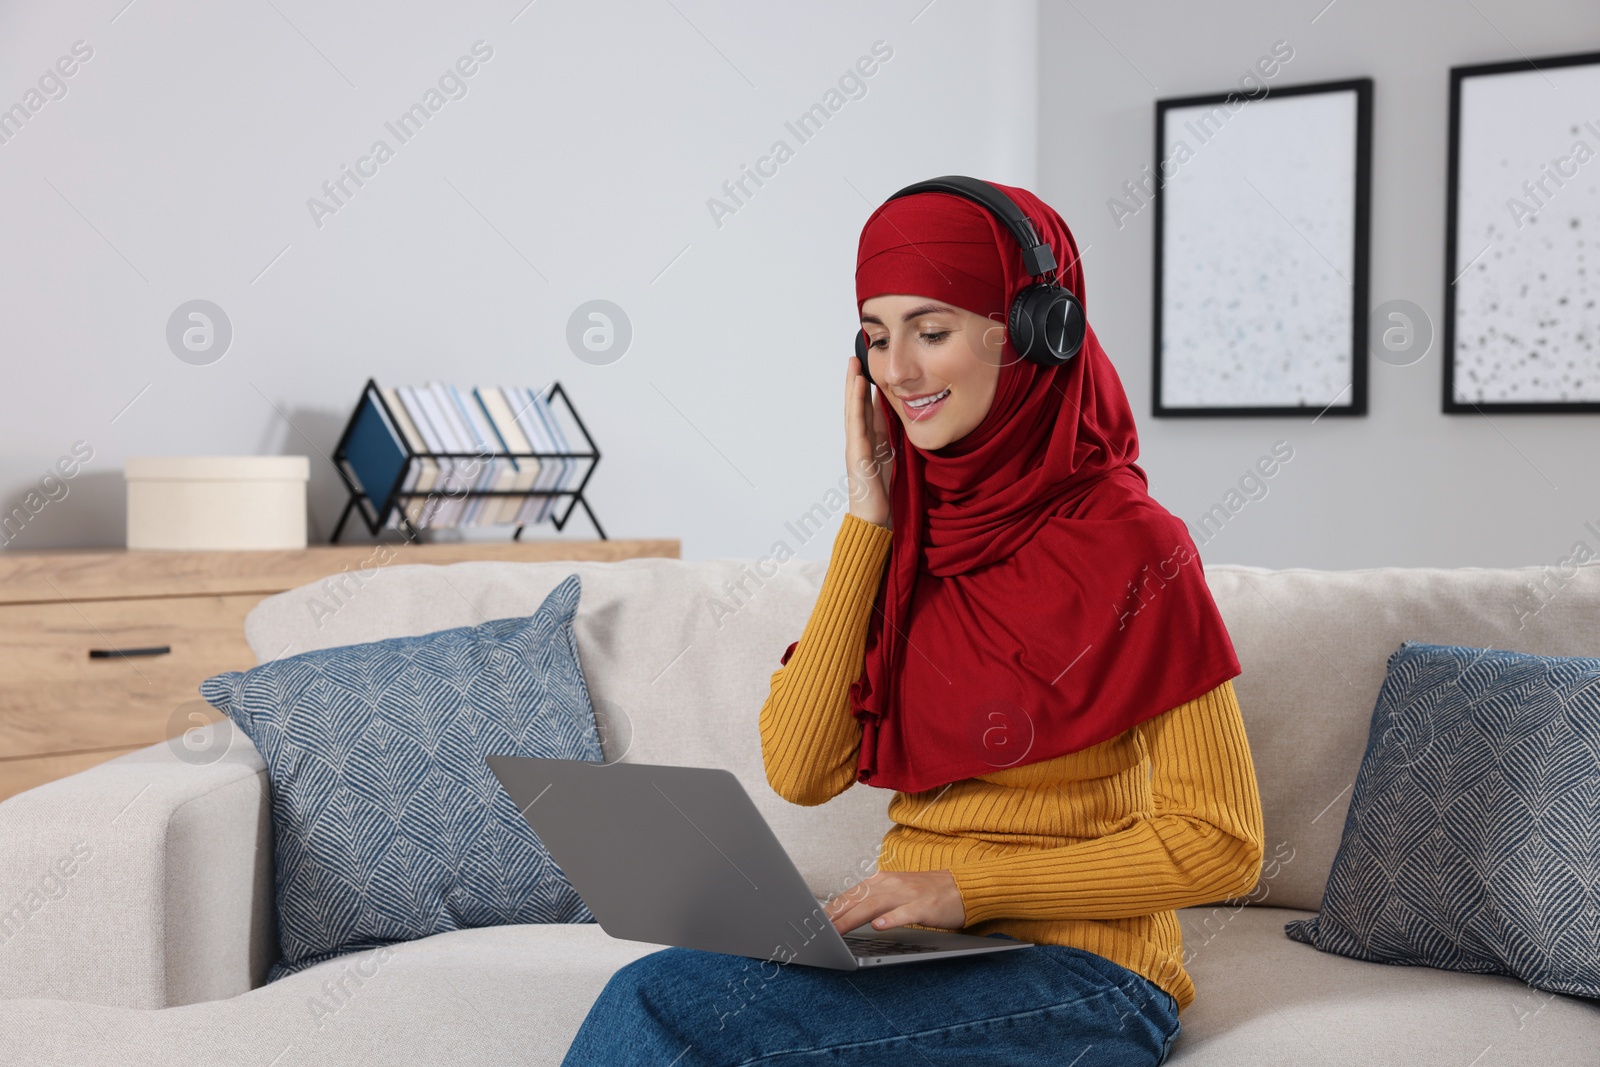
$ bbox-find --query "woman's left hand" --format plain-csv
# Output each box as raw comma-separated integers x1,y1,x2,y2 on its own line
823,869,966,935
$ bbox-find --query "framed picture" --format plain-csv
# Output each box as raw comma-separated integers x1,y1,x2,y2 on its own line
1444,49,1600,414
1152,78,1372,417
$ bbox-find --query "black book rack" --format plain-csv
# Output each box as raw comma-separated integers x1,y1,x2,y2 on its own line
330,377,605,543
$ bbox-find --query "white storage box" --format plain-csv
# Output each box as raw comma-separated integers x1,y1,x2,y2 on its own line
125,456,310,550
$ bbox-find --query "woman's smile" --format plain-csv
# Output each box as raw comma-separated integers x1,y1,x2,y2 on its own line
900,386,951,420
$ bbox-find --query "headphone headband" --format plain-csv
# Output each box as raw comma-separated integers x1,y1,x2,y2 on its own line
855,175,1085,381
881,175,1058,278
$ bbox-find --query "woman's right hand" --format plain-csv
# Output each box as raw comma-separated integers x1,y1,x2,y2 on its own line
846,356,894,530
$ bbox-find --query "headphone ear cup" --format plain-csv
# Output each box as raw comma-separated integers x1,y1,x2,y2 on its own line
855,328,872,385
1010,285,1086,366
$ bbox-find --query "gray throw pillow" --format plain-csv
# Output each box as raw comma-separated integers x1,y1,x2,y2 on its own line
1285,641,1600,999
201,573,602,980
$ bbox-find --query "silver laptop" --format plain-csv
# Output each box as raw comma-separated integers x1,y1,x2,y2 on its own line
487,755,1034,969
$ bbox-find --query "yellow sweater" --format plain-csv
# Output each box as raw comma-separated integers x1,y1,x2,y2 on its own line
758,512,1265,1013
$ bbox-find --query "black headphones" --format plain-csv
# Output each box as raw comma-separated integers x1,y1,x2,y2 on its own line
856,175,1086,387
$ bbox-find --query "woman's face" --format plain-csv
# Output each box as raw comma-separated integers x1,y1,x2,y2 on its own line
860,294,1004,451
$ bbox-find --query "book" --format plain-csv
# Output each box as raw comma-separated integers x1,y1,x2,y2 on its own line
534,384,578,520
427,382,475,526
428,381,495,527
448,384,519,525
405,385,468,527
342,391,410,529
396,386,443,527
475,386,543,525
379,386,438,528
507,385,561,525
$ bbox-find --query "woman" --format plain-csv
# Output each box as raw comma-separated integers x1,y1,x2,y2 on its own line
561,181,1264,1066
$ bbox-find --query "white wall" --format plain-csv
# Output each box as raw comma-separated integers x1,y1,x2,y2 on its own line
0,0,1037,560
1038,0,1600,568
8,0,1595,570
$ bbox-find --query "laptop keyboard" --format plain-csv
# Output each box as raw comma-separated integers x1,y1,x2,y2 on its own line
844,935,941,957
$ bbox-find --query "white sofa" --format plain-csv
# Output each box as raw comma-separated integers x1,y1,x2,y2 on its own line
2,551,1597,1065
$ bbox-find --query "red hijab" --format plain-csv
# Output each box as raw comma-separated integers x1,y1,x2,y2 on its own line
842,181,1241,794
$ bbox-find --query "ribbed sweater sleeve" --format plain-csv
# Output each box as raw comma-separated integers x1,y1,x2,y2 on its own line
759,512,894,807
949,680,1266,923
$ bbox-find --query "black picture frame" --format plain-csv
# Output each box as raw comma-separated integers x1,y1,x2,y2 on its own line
1152,77,1372,418
1443,48,1600,414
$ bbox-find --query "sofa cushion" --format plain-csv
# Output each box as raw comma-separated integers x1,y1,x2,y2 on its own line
3,908,1598,1066
200,573,603,980
1167,905,1600,1064
1284,641,1600,997
1199,561,1600,911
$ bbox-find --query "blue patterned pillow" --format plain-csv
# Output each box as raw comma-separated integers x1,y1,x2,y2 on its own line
1285,641,1600,998
201,573,602,981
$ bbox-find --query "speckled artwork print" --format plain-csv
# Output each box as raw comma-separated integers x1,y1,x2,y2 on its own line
1453,63,1600,404
1160,89,1357,409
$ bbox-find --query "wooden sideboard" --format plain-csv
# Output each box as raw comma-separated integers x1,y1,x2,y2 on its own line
0,537,679,801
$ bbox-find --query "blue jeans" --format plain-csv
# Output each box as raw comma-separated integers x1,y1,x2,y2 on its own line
561,936,1181,1066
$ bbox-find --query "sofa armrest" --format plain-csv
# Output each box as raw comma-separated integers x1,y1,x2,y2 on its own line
0,723,275,1008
